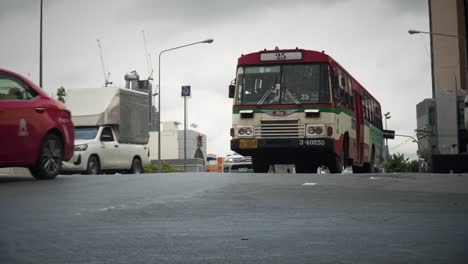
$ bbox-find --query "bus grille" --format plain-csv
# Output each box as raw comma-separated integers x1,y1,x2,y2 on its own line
255,120,304,139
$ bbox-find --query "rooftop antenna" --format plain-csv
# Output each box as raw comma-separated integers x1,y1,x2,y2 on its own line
142,30,154,80
97,39,112,87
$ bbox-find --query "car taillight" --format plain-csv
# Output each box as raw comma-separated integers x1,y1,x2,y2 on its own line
230,128,234,137
327,126,333,137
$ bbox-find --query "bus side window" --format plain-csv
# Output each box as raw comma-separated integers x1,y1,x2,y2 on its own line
331,70,341,105
362,95,369,120
368,97,372,123
341,74,348,108
375,105,382,129
361,96,366,119
347,77,354,111
339,71,348,108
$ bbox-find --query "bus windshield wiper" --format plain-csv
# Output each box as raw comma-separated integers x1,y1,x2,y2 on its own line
258,84,281,105
284,88,300,104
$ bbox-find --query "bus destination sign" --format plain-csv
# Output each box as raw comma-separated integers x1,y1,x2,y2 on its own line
260,51,303,61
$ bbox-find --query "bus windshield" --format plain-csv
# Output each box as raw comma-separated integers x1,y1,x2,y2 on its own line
235,64,330,105
75,127,99,140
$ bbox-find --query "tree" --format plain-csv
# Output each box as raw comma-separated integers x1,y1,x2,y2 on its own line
56,86,66,103
382,153,419,173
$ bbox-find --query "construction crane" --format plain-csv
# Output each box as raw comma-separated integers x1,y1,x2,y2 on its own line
142,30,154,80
97,39,112,87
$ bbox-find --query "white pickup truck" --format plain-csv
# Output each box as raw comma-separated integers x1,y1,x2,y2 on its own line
61,86,150,175
63,125,148,174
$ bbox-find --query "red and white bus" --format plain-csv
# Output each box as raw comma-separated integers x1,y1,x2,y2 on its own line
229,48,384,173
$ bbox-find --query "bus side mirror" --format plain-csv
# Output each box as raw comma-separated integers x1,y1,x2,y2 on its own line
229,84,235,98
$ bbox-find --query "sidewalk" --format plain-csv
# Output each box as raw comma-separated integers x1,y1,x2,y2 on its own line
0,168,31,176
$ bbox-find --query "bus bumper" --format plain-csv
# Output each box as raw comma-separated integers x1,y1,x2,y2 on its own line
231,138,336,156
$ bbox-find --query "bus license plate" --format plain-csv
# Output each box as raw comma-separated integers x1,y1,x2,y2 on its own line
239,139,257,149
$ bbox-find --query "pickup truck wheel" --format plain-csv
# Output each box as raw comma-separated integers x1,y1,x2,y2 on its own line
30,133,63,180
86,156,100,175
131,158,143,174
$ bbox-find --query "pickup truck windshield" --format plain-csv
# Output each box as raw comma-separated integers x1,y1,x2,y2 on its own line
75,127,99,139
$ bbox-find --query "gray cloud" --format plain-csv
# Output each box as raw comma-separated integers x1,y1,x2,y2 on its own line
0,0,37,18
122,0,343,24
384,0,428,16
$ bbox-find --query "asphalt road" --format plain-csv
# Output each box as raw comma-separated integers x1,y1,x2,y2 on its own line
0,172,467,264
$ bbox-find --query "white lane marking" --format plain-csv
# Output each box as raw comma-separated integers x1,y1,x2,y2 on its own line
303,183,318,186
369,177,380,180
99,206,116,211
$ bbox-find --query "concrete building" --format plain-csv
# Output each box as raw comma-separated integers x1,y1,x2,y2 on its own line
148,121,207,172
416,0,468,172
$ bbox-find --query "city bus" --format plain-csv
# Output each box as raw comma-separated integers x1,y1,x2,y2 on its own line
229,48,384,173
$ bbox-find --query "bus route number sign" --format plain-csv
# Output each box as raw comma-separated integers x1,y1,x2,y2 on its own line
299,139,325,146
260,51,303,61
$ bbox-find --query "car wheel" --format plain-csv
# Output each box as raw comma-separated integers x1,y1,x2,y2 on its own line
86,156,100,175
29,133,63,180
130,158,143,174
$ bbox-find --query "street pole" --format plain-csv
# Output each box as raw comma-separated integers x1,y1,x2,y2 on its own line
385,117,388,148
384,112,391,159
157,39,213,173
39,0,43,88
184,95,187,172
181,85,191,172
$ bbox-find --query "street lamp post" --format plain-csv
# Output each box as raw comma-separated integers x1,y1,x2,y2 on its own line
384,112,391,158
157,39,214,173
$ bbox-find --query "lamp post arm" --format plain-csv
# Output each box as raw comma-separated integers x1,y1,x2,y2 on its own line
159,40,212,56
410,30,463,39
395,134,418,143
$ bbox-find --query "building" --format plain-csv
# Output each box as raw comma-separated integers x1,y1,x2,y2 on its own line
148,121,207,172
416,0,468,172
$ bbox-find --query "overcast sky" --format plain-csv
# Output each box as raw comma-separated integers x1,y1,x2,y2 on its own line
0,0,431,158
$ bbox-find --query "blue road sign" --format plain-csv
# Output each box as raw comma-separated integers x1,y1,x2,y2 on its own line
181,85,191,97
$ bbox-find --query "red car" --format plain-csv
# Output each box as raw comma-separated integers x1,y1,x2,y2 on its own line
0,68,74,180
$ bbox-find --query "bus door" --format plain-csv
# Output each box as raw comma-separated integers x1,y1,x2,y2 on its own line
353,91,364,164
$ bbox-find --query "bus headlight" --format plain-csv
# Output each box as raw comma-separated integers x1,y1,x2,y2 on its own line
237,126,254,138
315,126,323,135
306,125,325,137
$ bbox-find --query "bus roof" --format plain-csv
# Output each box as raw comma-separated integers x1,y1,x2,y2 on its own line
236,48,381,107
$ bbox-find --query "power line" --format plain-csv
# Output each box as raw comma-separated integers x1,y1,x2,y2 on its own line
390,138,412,151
